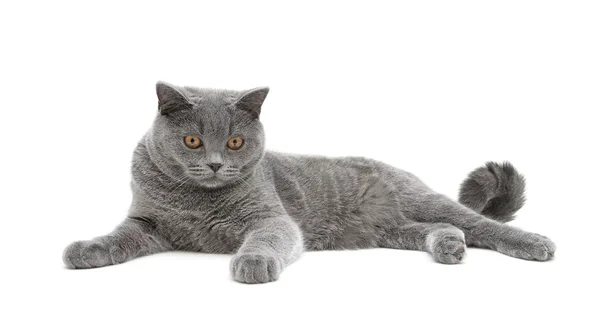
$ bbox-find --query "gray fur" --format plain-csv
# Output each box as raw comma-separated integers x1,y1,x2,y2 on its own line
63,82,556,284
459,161,526,223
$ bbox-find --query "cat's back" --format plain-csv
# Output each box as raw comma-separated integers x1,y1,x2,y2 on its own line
261,151,421,188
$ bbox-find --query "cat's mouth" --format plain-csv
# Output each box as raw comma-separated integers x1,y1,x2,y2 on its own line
187,172,220,180
186,172,229,188
185,166,242,188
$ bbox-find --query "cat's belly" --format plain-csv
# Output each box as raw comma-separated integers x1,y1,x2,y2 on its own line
264,153,427,250
156,209,245,254
277,171,409,251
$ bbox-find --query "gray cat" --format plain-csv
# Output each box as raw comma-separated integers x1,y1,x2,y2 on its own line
63,82,556,284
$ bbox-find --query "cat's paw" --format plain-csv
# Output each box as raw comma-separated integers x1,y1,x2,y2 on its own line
429,229,466,264
501,233,556,261
63,240,114,269
230,253,283,284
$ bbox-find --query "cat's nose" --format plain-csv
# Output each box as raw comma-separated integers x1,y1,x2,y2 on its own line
207,163,223,172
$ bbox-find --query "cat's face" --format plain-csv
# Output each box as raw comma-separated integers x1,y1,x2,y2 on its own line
148,82,268,189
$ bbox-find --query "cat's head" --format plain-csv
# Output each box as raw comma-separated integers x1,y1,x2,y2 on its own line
147,81,268,189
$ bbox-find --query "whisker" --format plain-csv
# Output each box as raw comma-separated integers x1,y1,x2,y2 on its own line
167,174,187,187
166,177,191,202
233,175,253,191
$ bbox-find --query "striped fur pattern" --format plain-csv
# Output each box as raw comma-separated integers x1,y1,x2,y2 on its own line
63,82,555,284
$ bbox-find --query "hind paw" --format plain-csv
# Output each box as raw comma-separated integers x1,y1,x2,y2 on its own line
501,233,556,261
429,229,466,264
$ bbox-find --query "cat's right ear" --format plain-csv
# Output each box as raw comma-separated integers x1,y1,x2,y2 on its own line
156,81,192,115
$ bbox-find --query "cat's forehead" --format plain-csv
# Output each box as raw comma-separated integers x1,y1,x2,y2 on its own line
168,87,254,135
181,87,240,108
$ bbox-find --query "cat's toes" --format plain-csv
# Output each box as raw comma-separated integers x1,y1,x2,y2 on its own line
429,229,466,264
230,254,282,284
63,240,112,269
508,233,556,261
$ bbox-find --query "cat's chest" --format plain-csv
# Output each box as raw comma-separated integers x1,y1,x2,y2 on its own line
155,198,252,253
131,162,277,253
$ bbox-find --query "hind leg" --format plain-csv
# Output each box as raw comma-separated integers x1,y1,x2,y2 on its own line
379,222,466,264
407,193,555,261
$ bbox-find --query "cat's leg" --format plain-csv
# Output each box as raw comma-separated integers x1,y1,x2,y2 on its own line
408,194,556,261
230,217,303,284
63,217,171,269
379,222,467,264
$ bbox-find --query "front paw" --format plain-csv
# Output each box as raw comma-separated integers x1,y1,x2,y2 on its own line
63,240,113,269
230,254,283,284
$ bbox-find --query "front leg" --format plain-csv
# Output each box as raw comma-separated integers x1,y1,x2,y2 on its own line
231,217,304,284
63,217,172,269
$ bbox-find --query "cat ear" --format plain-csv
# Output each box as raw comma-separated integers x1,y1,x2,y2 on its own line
156,81,192,115
235,87,269,119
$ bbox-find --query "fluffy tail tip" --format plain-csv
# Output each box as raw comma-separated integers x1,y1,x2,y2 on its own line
459,161,526,223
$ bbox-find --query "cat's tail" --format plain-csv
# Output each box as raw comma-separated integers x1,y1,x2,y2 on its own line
458,161,526,223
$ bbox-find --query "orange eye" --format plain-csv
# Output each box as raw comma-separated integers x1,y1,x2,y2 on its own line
184,136,202,149
227,137,244,150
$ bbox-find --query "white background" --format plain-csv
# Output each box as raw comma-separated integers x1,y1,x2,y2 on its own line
1,1,599,323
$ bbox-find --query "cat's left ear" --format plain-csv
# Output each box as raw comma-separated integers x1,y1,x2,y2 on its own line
156,81,192,115
235,87,269,119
